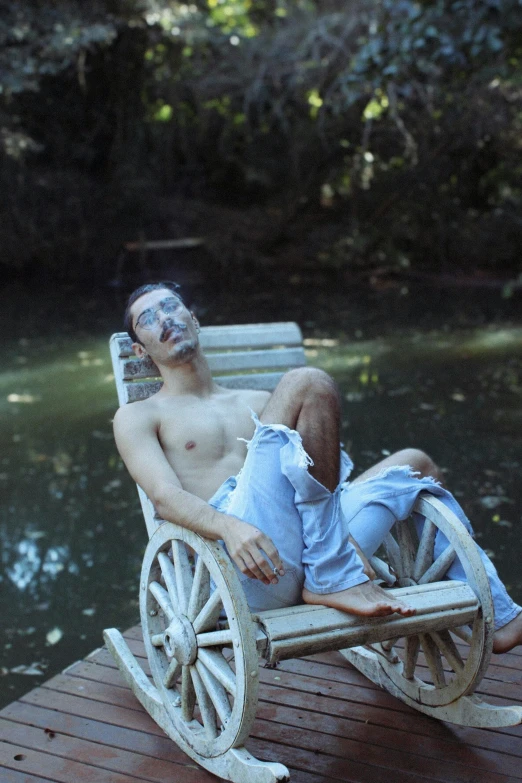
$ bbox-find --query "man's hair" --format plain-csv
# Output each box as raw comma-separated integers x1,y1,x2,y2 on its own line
124,281,184,343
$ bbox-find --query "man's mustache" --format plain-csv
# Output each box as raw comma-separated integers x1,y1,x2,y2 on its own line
160,321,188,342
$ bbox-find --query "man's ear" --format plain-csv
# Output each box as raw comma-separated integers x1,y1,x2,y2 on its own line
191,312,200,332
132,342,147,358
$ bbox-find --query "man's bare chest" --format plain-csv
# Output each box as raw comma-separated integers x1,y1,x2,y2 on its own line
156,395,257,464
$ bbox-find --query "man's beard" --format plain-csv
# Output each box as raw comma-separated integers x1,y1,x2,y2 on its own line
160,321,188,342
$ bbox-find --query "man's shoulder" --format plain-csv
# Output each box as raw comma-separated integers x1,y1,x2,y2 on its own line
223,387,271,409
232,388,271,417
234,388,271,402
113,397,158,427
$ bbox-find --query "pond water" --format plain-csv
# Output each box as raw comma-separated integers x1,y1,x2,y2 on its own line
1,281,521,708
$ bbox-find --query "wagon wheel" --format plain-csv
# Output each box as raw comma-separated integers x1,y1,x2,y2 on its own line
370,493,494,707
140,522,259,759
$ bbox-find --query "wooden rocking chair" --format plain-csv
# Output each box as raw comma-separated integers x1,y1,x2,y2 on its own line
104,322,522,783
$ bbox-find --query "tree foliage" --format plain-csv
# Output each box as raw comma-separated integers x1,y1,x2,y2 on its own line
1,0,522,280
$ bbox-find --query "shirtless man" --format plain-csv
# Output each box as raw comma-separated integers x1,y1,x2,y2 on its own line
113,282,522,650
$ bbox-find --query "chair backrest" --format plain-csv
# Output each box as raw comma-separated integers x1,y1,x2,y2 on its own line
110,322,305,406
110,322,305,536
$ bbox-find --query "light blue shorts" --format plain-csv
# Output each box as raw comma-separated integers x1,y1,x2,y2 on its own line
340,466,521,630
209,414,521,629
208,414,367,612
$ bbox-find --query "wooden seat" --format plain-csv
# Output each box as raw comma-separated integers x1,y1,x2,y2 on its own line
104,322,522,783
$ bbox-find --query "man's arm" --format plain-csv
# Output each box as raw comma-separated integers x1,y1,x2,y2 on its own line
113,404,283,585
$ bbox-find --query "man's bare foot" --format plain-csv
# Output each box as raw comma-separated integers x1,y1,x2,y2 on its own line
302,580,416,618
493,611,522,654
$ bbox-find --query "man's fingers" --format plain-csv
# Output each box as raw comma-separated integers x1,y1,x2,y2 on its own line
240,564,258,581
237,552,270,584
258,534,284,575
223,520,284,584
234,555,262,582
245,551,276,583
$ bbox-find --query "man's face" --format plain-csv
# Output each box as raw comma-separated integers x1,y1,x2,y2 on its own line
130,288,199,364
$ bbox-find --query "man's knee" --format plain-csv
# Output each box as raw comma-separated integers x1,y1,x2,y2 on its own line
283,367,340,410
396,448,442,481
262,367,340,428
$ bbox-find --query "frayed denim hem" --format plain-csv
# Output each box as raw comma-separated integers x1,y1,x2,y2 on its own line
245,409,314,469
303,573,369,594
495,604,522,631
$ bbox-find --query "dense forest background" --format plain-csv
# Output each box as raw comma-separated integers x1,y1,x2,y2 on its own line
1,0,522,292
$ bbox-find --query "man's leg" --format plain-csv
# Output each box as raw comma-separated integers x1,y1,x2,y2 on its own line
344,449,522,653
351,448,444,485
261,368,414,618
260,367,341,490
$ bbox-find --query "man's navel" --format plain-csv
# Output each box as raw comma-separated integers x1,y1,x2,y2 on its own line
185,441,196,451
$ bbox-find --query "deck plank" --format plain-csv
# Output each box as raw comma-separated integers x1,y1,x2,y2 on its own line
2,624,522,782
0,739,153,783
0,719,210,783
0,769,53,783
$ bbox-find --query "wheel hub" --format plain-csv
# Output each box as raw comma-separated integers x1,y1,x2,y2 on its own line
162,614,197,665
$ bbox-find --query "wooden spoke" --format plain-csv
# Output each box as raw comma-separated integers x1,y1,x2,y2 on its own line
420,633,446,688
198,648,237,697
158,552,179,610
172,540,193,615
181,665,196,723
381,637,398,652
196,660,232,725
431,630,465,672
196,629,234,648
190,665,218,738
345,494,495,713
413,519,437,582
141,522,259,757
418,545,456,584
370,555,396,586
187,556,210,622
151,633,164,647
149,581,174,622
452,625,473,644
164,658,182,689
403,635,420,680
396,520,416,581
384,532,403,578
193,589,223,634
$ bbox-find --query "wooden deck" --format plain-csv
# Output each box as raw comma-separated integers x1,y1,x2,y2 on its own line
2,624,522,783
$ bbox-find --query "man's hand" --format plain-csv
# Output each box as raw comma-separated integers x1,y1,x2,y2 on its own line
349,535,376,580
220,516,284,585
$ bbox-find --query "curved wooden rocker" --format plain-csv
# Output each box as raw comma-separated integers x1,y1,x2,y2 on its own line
104,324,522,783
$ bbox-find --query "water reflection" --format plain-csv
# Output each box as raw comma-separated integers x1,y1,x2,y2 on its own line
0,336,146,705
6,541,78,592
0,323,521,708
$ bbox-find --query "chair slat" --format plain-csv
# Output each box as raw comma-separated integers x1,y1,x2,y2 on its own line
213,372,285,391
200,322,303,350
121,355,159,379
210,347,305,371
111,322,304,406
111,334,135,358
124,373,284,402
121,347,306,381
125,381,163,403
110,322,303,359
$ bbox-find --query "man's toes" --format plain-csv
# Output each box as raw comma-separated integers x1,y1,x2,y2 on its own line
390,603,413,616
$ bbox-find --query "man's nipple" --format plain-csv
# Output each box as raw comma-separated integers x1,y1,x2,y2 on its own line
185,441,196,451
